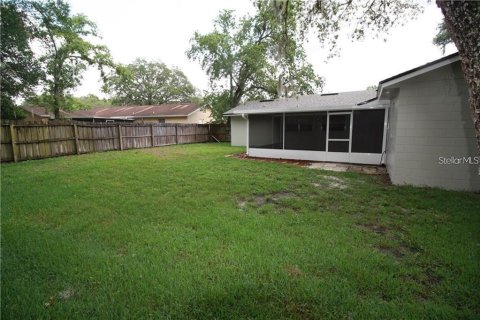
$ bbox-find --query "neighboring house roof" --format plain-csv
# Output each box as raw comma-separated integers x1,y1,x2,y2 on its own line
67,103,202,120
224,90,381,115
19,105,54,119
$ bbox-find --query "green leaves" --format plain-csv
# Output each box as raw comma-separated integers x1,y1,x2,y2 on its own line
16,0,114,117
432,20,452,53
297,0,423,50
187,4,323,123
0,1,42,119
103,59,198,106
26,93,111,111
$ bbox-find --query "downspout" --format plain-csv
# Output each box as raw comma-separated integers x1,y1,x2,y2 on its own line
241,113,249,154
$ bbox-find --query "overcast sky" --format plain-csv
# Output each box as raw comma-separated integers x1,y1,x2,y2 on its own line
69,0,457,98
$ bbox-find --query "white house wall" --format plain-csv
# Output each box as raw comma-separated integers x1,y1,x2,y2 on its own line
187,108,212,124
230,116,247,146
385,61,480,192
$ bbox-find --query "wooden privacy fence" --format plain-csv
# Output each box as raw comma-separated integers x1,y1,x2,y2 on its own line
0,122,230,163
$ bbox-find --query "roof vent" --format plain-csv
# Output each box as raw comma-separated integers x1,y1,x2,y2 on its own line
320,93,338,96
260,99,275,102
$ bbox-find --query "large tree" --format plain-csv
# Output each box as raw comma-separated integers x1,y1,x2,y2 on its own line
103,59,197,105
187,8,323,123
0,1,42,120
28,0,112,118
436,1,480,151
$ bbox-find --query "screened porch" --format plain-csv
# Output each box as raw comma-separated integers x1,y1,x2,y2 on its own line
247,109,387,165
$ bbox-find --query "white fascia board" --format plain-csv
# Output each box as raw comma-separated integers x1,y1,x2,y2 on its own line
228,103,388,115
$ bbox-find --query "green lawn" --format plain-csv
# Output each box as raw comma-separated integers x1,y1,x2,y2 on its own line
1,143,479,319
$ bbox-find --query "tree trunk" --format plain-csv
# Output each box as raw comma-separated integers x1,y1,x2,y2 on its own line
229,72,234,108
436,0,480,153
53,83,61,119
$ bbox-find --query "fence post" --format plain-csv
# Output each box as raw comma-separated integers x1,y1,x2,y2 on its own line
9,124,18,162
118,124,123,150
175,124,178,145
73,124,80,154
150,124,155,147
194,124,197,143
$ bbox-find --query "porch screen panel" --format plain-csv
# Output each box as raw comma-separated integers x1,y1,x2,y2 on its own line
351,109,385,153
328,141,349,152
284,113,327,151
249,114,283,149
328,114,350,139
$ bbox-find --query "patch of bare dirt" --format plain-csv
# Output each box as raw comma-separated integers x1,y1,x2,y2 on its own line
237,192,296,210
356,222,389,235
312,176,348,190
312,175,348,189
376,244,404,260
404,268,444,302
58,288,75,300
284,264,302,277
44,287,75,308
357,222,422,260
237,199,247,210
114,246,128,257
381,174,392,186
324,176,348,189
254,196,267,206
421,268,443,286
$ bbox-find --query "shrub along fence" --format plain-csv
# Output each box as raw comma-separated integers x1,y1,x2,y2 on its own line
0,121,230,163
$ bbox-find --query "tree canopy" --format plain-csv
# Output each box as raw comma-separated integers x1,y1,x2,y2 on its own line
1,0,113,119
25,93,111,111
0,1,42,120
28,0,113,117
103,59,198,106
187,6,323,123
296,0,422,51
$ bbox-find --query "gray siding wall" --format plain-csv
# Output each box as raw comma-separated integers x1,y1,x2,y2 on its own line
386,61,480,191
230,116,247,146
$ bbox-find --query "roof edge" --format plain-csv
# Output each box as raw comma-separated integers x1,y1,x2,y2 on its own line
379,52,459,86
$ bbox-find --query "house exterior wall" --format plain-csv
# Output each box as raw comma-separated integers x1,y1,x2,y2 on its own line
131,109,212,124
385,61,480,192
134,118,165,123
230,116,247,146
135,117,188,123
186,108,212,124
23,112,49,123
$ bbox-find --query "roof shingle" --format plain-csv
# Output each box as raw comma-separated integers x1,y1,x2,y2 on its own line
224,90,379,115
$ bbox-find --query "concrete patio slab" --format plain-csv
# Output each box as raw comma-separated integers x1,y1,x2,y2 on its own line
308,162,386,175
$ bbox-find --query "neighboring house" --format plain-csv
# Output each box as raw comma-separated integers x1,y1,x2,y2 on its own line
67,103,212,124
225,53,480,192
19,106,54,123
